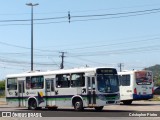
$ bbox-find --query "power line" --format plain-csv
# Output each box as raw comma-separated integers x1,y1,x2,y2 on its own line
0,16,67,23
0,36,159,63
70,10,160,23
65,4,160,14
0,41,59,53
62,37,160,51
0,7,160,26
68,44,160,57
41,33,160,49
72,8,160,18
1,3,160,16
0,66,27,71
0,57,57,66
69,56,107,66
0,36,160,60
0,35,159,54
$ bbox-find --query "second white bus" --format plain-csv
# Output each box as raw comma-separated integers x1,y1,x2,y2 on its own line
118,70,154,105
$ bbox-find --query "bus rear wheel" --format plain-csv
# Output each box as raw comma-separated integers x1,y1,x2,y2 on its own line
95,106,104,111
28,99,37,110
123,100,132,105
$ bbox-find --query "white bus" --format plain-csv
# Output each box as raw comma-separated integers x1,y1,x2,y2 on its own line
118,70,154,105
6,67,119,111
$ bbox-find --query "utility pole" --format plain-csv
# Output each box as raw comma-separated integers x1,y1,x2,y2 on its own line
26,3,39,71
59,52,66,69
118,63,124,72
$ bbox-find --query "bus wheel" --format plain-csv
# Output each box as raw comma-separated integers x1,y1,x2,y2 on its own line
74,100,83,111
123,100,132,105
95,106,104,111
28,99,37,110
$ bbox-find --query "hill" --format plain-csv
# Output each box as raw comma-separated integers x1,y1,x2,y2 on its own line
144,64,160,86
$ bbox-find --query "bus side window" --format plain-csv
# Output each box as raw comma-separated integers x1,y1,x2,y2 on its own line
118,75,122,86
31,76,44,89
71,73,85,87
26,77,31,89
121,75,130,86
7,78,17,90
56,74,70,88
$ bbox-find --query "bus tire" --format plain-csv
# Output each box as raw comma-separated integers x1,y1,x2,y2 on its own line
74,100,83,111
123,100,132,105
28,99,37,110
95,106,104,111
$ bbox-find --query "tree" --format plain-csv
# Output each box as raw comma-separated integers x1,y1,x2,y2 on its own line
144,64,160,86
0,80,5,90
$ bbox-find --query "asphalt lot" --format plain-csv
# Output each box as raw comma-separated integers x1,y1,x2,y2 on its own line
0,98,160,110
0,100,159,117
0,101,159,120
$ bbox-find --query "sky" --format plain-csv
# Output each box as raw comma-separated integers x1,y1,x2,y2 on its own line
0,0,160,79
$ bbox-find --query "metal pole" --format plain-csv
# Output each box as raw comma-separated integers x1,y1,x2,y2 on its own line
31,5,33,71
26,3,39,71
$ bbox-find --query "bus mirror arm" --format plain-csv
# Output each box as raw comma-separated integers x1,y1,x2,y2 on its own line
15,91,18,96
55,90,58,95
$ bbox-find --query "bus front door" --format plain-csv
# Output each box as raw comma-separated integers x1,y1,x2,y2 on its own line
87,77,96,106
18,81,25,107
46,78,56,107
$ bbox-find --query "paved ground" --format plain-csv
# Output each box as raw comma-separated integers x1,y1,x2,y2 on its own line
0,100,159,115
0,98,159,119
0,98,6,105
0,98,160,110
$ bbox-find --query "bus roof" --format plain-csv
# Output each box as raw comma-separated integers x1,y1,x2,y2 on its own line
6,67,115,78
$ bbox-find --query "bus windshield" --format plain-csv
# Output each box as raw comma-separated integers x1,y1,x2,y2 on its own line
135,71,152,85
97,74,119,93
